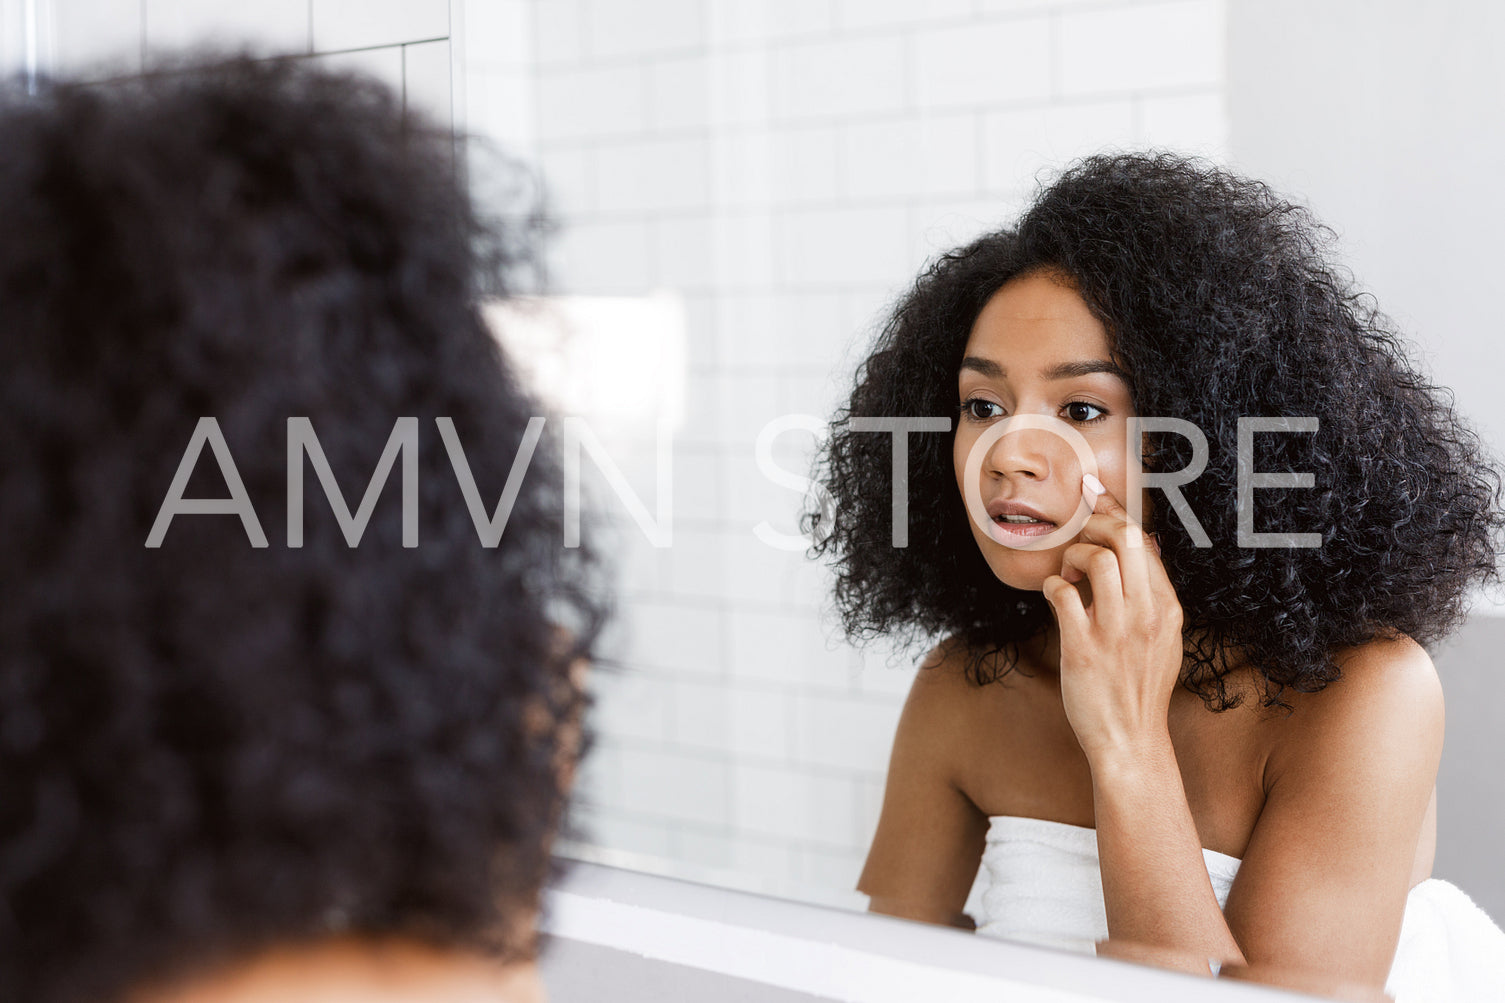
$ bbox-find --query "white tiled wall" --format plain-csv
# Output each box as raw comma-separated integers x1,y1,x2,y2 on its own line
465,0,1229,907
5,0,455,133
145,0,308,54
312,0,448,52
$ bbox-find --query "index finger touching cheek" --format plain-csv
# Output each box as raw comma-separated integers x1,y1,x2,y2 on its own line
1081,473,1148,549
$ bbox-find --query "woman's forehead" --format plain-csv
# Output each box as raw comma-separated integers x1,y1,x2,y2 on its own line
965,272,1111,364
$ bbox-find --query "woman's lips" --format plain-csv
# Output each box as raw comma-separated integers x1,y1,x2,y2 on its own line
988,513,1058,544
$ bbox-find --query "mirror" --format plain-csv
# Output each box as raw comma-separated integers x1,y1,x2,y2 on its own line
11,0,1500,997
458,0,1505,904
457,0,1505,991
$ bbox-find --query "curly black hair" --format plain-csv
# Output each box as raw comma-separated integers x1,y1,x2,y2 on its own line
810,152,1505,712
0,55,605,1003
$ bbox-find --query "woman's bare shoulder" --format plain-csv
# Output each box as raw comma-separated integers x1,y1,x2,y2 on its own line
1266,632,1443,778
886,637,1040,779
1281,633,1441,715
905,636,970,693
907,636,1042,717
860,637,997,925
895,638,987,747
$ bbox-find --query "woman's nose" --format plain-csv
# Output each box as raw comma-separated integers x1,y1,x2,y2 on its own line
985,427,1054,481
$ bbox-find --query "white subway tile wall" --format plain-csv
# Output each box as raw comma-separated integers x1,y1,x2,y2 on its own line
912,18,1053,110
311,0,449,52
145,0,310,54
477,0,1229,907
315,44,406,96
1057,0,1223,96
403,37,453,128
49,0,146,77
34,0,455,136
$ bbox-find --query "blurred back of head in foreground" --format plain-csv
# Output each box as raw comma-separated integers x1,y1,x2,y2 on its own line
0,54,603,1003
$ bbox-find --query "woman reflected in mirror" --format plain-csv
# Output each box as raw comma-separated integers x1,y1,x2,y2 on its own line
809,153,1505,1002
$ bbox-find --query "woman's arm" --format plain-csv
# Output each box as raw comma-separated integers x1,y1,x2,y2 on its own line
1045,478,1442,989
1044,479,1242,968
1220,635,1442,989
1090,734,1246,971
858,644,989,929
1090,642,1440,997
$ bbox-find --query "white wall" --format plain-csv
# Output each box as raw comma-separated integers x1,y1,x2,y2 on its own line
1227,0,1505,456
0,0,456,129
469,0,1229,906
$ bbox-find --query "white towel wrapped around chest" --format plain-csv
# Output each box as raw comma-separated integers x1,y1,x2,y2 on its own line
972,815,1505,1003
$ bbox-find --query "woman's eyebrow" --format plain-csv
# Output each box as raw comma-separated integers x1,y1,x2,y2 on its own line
1043,359,1131,383
959,356,1131,383
959,356,1005,378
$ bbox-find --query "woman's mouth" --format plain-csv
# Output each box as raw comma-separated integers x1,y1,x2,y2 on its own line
989,512,1058,543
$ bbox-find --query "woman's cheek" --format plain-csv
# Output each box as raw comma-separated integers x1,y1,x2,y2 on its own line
1089,423,1132,504
951,431,973,494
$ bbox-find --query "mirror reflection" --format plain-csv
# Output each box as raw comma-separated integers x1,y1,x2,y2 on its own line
7,0,1502,999
458,1,1505,999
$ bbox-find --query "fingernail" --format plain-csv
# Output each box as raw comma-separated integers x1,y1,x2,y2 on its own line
1082,473,1105,497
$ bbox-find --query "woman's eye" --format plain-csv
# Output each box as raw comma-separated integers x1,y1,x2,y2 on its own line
1064,401,1107,423
962,399,1004,420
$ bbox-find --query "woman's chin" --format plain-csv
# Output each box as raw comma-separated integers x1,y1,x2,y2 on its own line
968,528,1067,592
984,555,1058,593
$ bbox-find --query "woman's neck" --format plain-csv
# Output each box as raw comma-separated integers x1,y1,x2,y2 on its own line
1021,619,1064,676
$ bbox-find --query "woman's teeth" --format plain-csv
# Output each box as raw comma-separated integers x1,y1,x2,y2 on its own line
989,512,1058,544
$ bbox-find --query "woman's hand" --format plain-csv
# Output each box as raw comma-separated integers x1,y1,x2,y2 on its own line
1041,474,1185,764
